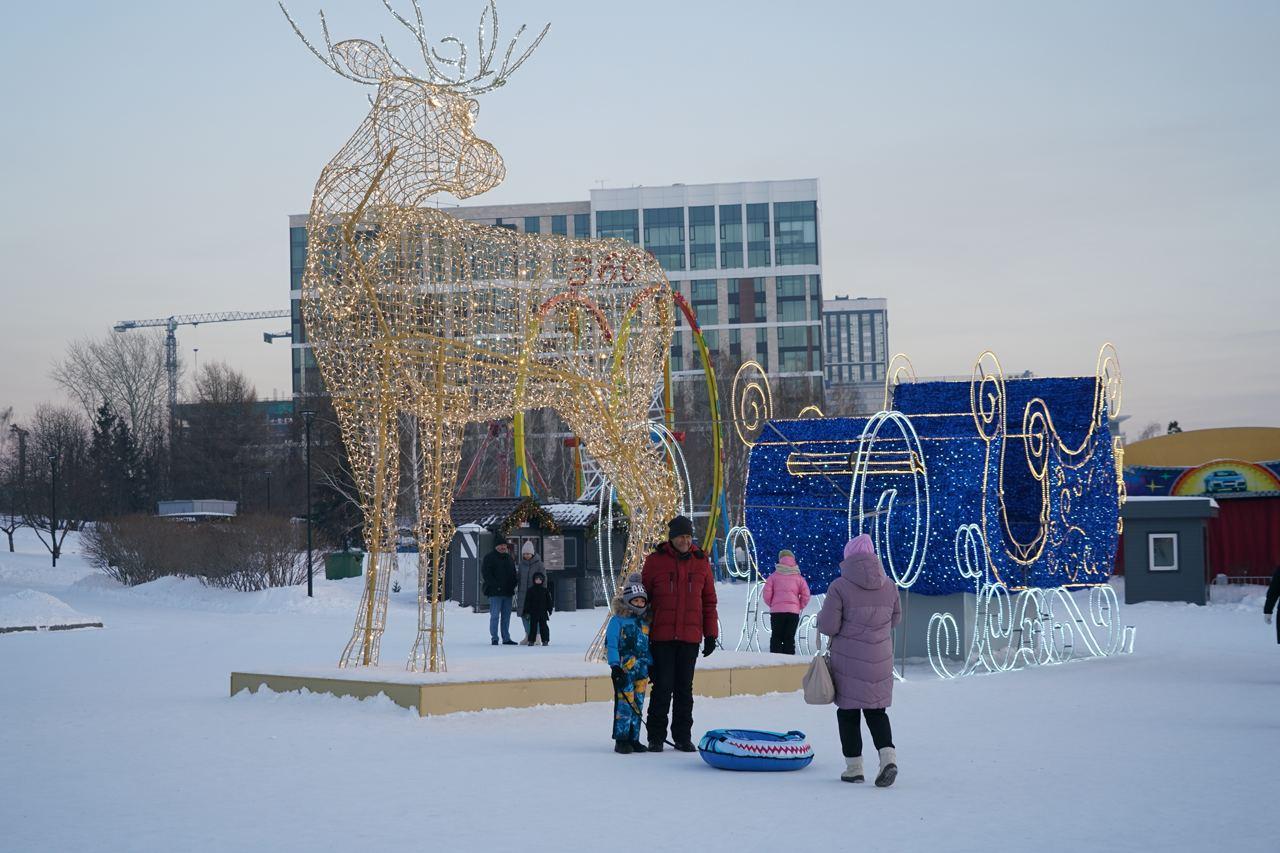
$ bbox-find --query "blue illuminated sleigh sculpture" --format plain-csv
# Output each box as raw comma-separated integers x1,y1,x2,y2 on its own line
734,347,1135,678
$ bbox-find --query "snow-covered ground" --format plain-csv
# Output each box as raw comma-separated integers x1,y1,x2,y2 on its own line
1,527,1275,852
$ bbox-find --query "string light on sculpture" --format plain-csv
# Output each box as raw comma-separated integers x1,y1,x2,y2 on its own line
282,1,678,672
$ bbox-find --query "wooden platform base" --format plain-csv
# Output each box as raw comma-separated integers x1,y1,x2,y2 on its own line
231,660,809,717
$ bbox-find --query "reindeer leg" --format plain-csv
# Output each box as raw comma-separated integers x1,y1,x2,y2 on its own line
408,412,464,673
563,411,679,661
337,390,401,669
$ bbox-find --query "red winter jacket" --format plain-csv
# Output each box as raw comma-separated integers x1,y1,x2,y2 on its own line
642,541,718,644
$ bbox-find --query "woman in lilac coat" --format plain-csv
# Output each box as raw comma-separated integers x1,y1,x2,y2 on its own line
816,533,901,787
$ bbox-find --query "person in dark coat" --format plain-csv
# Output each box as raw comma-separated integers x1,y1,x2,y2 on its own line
516,541,547,644
817,533,901,787
641,515,718,752
1265,566,1280,644
522,571,554,646
480,535,519,645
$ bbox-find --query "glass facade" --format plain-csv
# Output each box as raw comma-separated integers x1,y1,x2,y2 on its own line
689,206,716,270
290,226,306,291
596,209,638,244
746,203,771,267
551,214,567,236
524,215,541,234
719,204,743,269
778,326,816,373
644,207,685,271
776,276,807,322
690,279,717,327
574,213,591,239
773,201,818,265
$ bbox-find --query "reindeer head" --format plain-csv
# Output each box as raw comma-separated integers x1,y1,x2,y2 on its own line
281,1,548,201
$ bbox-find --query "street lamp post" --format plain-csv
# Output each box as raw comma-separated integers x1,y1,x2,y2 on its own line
302,410,316,598
48,452,58,568
265,470,272,513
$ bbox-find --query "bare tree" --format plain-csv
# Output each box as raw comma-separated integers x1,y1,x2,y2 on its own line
21,404,91,562
51,331,170,451
1137,421,1162,441
0,406,25,551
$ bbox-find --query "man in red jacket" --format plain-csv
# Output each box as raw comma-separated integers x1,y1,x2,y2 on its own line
642,515,718,752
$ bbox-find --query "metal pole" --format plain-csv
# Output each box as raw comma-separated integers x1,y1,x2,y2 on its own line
303,410,315,598
48,453,57,568
265,470,272,513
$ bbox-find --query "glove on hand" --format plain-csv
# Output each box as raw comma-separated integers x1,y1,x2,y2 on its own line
1266,613,1273,625
702,636,717,658
611,665,627,690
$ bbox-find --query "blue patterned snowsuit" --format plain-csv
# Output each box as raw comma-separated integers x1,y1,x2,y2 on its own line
606,613,651,742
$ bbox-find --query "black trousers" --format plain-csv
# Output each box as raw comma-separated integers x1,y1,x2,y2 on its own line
837,708,894,758
769,612,800,655
645,641,700,744
528,614,549,644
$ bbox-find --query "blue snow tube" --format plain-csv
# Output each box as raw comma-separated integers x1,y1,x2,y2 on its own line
697,729,814,772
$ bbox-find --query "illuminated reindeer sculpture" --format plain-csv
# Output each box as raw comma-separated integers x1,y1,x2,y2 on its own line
282,1,678,671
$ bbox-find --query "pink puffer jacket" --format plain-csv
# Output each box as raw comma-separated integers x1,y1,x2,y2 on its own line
762,570,811,615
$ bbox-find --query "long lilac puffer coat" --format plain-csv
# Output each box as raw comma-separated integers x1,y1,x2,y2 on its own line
816,549,902,709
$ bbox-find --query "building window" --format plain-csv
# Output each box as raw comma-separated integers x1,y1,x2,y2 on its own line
690,280,718,327
719,204,743,268
778,326,814,372
689,206,716,270
727,280,741,323
644,207,685,271
596,209,639,244
551,215,567,236
574,213,591,239
671,336,684,372
524,216,541,234
1148,533,1179,572
703,329,719,354
746,203,771,267
777,276,807,322
755,327,769,370
728,329,741,359
774,200,818,265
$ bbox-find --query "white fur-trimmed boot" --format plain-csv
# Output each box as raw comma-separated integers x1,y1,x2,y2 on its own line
840,755,864,783
875,747,898,787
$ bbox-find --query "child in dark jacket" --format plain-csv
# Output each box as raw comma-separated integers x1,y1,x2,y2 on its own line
522,571,554,646
606,572,652,754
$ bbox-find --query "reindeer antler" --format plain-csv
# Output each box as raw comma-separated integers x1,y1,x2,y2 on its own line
378,0,549,94
279,2,381,85
280,1,549,93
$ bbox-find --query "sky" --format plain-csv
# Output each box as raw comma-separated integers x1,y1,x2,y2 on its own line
0,0,1277,434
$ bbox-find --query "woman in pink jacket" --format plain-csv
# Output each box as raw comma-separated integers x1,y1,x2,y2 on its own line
816,534,901,787
762,549,810,655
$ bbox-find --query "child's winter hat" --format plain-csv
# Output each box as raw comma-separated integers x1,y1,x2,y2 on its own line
621,572,648,614
775,549,799,572
532,571,546,583
522,541,536,557
844,533,875,559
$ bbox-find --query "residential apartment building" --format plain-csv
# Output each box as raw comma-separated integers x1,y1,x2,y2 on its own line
289,179,825,402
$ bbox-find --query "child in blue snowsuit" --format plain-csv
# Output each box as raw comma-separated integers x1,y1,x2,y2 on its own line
606,572,652,754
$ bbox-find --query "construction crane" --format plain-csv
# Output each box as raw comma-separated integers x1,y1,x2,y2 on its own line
113,310,290,434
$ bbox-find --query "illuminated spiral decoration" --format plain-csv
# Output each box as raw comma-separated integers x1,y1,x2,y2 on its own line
969,350,1006,443
1021,397,1051,482
731,360,773,447
1096,341,1123,422
928,522,1136,680
882,353,918,411
797,404,825,419
847,411,931,589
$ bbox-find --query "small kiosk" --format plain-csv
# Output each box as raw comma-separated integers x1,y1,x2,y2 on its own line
1119,496,1219,605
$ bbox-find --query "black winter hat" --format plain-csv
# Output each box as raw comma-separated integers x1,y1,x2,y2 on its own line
668,515,695,539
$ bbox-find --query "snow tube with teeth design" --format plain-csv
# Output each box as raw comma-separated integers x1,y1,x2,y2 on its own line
697,729,814,771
